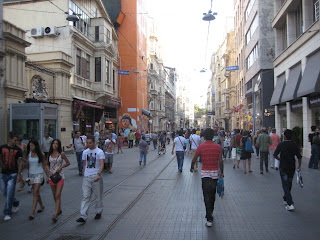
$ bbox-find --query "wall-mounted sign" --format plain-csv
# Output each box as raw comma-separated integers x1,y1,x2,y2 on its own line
73,123,79,126
118,70,130,75
309,95,320,109
291,100,303,111
86,125,92,128
127,108,137,112
278,105,286,112
226,66,239,71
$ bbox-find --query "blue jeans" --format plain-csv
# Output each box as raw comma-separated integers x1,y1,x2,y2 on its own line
308,144,319,169
153,140,157,149
224,147,231,158
139,152,147,164
280,168,295,206
76,151,83,174
0,173,20,216
176,151,185,171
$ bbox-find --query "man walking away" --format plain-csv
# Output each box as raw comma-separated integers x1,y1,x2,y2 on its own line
190,128,223,227
135,131,140,147
66,131,85,176
172,130,186,172
139,136,149,165
257,128,272,174
145,131,151,145
41,132,53,160
0,133,23,221
76,136,104,223
231,129,242,169
308,126,319,169
274,129,302,211
152,132,158,150
190,129,201,172
128,130,135,148
270,128,281,170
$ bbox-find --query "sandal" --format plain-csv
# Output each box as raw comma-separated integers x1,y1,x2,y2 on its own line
52,216,58,223
37,206,45,213
249,170,252,173
29,215,34,220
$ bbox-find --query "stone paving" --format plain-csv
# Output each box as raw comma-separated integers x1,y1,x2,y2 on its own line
0,143,320,240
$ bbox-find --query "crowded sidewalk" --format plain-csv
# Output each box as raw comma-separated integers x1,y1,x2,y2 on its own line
0,144,319,240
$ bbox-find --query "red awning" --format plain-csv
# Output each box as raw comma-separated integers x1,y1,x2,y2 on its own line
75,100,104,109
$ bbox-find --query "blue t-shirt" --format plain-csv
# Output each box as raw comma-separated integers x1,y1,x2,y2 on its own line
213,132,224,145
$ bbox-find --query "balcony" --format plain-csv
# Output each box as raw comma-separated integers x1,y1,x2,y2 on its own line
150,89,158,96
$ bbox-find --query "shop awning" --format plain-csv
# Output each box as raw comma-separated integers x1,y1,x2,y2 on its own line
297,50,320,97
270,74,286,106
75,100,104,109
281,63,302,103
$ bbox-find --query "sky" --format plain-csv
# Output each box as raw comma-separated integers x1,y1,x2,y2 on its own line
146,0,234,107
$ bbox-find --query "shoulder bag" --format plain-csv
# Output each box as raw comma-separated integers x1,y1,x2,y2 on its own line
235,136,242,154
178,137,186,150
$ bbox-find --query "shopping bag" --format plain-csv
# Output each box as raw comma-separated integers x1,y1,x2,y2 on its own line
217,177,224,197
296,169,303,188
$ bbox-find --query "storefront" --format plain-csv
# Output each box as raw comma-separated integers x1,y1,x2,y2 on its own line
10,103,58,145
309,95,320,127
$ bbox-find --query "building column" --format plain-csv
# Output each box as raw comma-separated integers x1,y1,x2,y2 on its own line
275,105,281,135
286,102,292,129
302,97,312,157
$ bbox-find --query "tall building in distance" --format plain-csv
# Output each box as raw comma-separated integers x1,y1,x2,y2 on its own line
270,0,320,157
104,0,149,136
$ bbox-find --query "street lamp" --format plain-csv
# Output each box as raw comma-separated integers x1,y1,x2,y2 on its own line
202,11,217,21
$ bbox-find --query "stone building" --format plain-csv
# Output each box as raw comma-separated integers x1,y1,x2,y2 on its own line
4,0,119,146
270,0,320,157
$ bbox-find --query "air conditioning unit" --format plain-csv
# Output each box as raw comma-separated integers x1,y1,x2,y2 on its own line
44,26,58,37
30,27,44,38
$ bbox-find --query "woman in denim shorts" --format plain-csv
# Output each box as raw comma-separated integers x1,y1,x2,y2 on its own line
26,138,46,220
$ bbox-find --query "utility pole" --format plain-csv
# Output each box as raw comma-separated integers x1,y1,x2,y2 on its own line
0,0,4,144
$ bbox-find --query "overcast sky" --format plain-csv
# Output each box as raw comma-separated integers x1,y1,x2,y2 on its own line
146,0,234,107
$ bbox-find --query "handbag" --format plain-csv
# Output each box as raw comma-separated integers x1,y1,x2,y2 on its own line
178,137,186,150
217,177,224,197
50,172,62,184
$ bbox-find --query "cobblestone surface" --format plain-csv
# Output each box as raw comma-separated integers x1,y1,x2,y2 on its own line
0,144,319,240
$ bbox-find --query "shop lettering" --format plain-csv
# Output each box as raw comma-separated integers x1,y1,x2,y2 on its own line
292,103,303,109
310,98,320,105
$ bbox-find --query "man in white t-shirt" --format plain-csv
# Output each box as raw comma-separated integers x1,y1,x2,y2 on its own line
66,131,85,176
172,130,186,172
104,134,116,173
76,135,104,223
190,129,201,172
41,132,53,160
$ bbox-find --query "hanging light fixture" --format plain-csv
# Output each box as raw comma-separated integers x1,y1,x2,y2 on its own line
202,10,217,21
66,12,80,22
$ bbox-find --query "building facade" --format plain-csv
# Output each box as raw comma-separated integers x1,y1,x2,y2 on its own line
270,0,320,157
4,0,119,146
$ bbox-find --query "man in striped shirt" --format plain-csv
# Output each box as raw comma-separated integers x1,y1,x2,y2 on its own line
190,128,224,227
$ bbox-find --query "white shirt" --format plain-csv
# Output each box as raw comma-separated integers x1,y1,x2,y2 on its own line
190,134,201,150
42,137,53,152
82,147,104,177
111,133,117,141
81,135,87,146
94,131,99,142
174,136,186,152
70,137,84,152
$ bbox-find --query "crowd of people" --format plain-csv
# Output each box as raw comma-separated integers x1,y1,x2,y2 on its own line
0,124,307,227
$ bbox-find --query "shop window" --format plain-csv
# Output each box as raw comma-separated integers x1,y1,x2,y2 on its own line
107,29,111,44
44,119,57,139
113,70,116,91
13,119,39,141
95,57,101,82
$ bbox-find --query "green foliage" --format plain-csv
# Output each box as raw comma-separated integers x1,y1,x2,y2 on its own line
292,126,303,148
194,104,206,118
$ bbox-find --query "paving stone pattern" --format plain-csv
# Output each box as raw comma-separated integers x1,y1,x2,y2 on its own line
0,144,319,240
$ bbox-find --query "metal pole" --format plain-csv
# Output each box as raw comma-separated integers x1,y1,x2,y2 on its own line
253,90,256,134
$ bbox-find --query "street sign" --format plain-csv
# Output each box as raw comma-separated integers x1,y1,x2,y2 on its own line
226,66,239,71
118,70,130,75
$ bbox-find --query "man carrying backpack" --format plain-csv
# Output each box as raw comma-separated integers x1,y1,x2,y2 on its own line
308,126,319,169
66,131,85,176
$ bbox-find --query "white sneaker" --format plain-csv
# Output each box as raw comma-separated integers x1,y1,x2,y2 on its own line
4,215,11,221
12,206,19,213
285,204,294,211
205,221,213,227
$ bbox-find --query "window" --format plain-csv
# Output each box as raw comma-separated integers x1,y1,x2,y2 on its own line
314,0,319,22
295,0,303,38
159,101,162,110
246,14,258,45
107,29,111,44
95,57,101,82
93,7,98,18
218,64,221,73
281,20,287,51
246,44,259,70
150,101,154,110
218,78,221,87
76,48,81,75
151,82,154,90
69,1,90,37
106,60,110,84
113,70,116,91
245,0,255,21
86,54,90,79
95,26,99,42
226,96,230,109
218,92,221,101
246,79,253,92
150,63,153,70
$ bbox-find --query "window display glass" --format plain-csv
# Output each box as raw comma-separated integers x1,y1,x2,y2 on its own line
13,119,39,141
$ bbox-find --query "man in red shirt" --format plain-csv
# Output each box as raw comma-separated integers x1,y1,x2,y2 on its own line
190,128,223,227
135,132,140,147
269,128,281,170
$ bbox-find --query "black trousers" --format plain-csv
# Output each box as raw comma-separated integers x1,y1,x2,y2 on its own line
129,140,134,148
202,178,218,221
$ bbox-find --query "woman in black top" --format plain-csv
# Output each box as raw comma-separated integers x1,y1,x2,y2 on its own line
240,131,252,174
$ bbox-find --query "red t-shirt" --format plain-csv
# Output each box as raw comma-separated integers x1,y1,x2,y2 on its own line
196,141,222,173
232,134,242,148
135,132,140,139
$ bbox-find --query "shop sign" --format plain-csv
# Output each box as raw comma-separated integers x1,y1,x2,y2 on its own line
86,125,92,128
278,105,286,112
291,101,303,111
264,108,275,117
309,95,320,109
